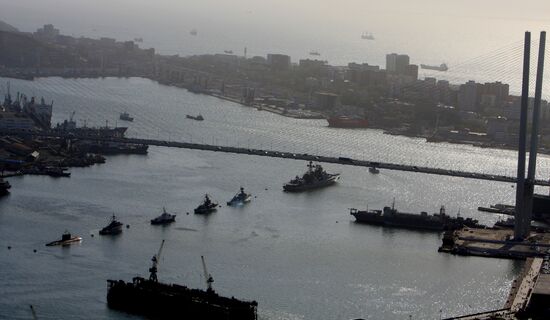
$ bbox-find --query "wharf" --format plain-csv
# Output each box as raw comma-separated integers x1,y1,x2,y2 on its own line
444,257,550,319
440,228,550,260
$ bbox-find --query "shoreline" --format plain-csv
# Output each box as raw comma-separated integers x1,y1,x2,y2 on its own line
0,74,533,156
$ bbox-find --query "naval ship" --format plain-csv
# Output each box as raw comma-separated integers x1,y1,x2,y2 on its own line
107,240,258,319
283,161,340,192
350,202,482,231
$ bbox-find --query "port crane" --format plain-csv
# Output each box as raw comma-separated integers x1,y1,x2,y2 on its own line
201,255,215,293
149,240,165,282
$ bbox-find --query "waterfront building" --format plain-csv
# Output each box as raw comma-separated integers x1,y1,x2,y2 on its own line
267,54,291,71
34,24,59,41
0,112,35,130
457,80,479,112
312,92,339,110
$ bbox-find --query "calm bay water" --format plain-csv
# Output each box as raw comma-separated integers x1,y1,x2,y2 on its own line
0,77,546,319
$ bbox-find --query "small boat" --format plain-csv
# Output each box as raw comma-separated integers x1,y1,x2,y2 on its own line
227,187,252,206
309,51,321,56
224,50,234,54
99,215,124,235
0,178,11,195
369,167,380,174
194,194,218,214
44,167,71,177
361,32,375,40
186,114,204,121
46,231,82,246
151,207,176,225
119,112,134,122
190,29,198,36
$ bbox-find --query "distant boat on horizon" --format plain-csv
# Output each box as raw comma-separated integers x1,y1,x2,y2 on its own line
224,50,234,54
420,63,448,71
190,29,198,36
361,32,375,40
309,50,321,56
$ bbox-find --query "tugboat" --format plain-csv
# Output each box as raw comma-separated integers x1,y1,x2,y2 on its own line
186,114,204,121
45,231,82,246
194,194,218,214
283,161,340,192
0,178,11,195
99,215,124,235
227,187,252,206
151,207,176,225
119,112,134,122
106,240,258,319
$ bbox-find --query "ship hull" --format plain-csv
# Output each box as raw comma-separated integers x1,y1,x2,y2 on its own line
327,118,368,128
194,203,218,214
107,278,257,320
351,209,479,231
283,175,340,192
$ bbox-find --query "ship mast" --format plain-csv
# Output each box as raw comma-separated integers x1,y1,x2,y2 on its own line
149,240,165,282
201,255,215,293
30,305,38,320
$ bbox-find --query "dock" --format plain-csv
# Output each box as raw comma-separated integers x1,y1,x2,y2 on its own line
440,228,550,260
444,256,550,319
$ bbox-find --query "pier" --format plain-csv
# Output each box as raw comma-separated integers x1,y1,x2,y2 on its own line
444,257,550,319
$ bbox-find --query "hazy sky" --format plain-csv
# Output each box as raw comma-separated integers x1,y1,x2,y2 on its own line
3,0,550,36
2,0,550,69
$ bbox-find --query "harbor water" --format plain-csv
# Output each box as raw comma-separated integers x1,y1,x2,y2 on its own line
0,77,545,319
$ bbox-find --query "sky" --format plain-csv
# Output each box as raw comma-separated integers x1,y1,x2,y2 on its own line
2,0,550,70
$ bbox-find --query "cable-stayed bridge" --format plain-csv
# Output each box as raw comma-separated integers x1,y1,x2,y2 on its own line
12,130,550,187
3,37,550,186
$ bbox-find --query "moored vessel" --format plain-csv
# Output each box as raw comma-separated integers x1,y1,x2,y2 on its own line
420,63,448,71
283,161,340,192
194,194,218,214
368,167,380,174
151,207,176,225
186,114,204,121
119,112,134,122
350,202,482,231
106,240,258,320
227,187,251,206
327,116,368,128
361,32,375,40
46,231,82,246
99,215,123,235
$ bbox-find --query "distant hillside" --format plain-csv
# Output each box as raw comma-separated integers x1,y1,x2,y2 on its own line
0,31,80,68
0,20,18,32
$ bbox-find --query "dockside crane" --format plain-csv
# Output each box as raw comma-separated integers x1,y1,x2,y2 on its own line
201,255,215,293
149,239,165,282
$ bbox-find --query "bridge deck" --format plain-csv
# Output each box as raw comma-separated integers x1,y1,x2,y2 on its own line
17,131,550,186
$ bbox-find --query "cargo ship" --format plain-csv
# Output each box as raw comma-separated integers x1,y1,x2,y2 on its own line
350,202,482,231
326,116,368,128
107,240,258,320
420,63,448,71
283,161,339,192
